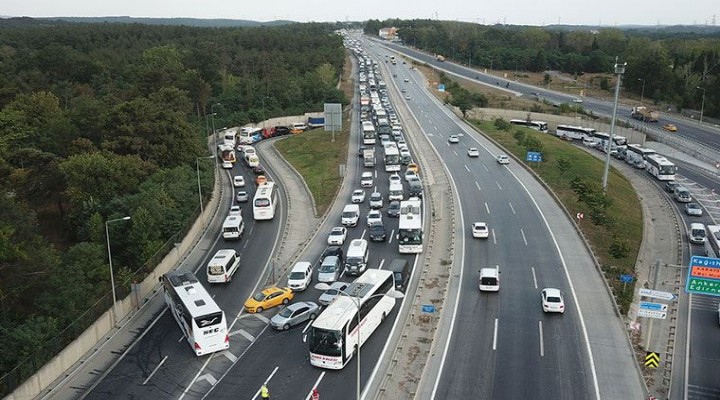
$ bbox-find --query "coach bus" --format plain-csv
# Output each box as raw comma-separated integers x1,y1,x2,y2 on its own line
253,182,278,220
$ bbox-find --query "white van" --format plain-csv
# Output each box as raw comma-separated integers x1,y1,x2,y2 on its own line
345,239,369,276
479,268,500,292
207,249,241,283
245,154,260,168
291,122,308,132
388,181,404,201
222,215,245,240
288,261,313,291
689,223,707,245
341,204,360,227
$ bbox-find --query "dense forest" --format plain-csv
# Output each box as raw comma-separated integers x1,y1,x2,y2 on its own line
0,20,345,393
365,19,720,117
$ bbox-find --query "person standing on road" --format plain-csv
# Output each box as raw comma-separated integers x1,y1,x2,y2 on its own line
261,384,270,399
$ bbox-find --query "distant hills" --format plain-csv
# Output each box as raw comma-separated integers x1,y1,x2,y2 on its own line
0,16,296,28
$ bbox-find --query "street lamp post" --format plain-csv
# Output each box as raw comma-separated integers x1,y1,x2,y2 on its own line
314,283,404,400
638,78,646,105
602,58,626,192
106,216,131,326
697,86,706,123
196,156,214,217
211,102,221,147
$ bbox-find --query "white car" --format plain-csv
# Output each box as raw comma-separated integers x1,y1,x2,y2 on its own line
369,192,383,209
327,227,348,246
572,97,583,103
448,135,459,144
405,94,411,100
541,288,565,313
467,148,480,157
496,155,510,164
351,189,366,203
472,222,489,238
389,173,402,185
236,191,249,203
229,205,242,216
222,161,233,169
404,78,410,83
233,175,246,187
360,172,374,188
404,169,418,182
367,210,383,226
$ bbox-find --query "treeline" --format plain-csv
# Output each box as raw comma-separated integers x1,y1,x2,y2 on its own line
365,19,720,117
0,20,346,392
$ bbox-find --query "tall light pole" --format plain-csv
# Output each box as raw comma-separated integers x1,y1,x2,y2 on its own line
106,216,131,326
696,86,706,123
211,102,221,142
602,58,626,192
314,283,404,400
638,78,646,105
196,156,214,217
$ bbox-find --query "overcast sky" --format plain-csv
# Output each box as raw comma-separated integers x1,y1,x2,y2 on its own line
3,0,719,26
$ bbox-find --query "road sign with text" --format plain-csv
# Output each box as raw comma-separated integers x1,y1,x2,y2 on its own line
686,256,720,296
638,309,667,319
639,288,676,301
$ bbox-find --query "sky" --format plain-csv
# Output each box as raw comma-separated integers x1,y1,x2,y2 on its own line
3,0,719,27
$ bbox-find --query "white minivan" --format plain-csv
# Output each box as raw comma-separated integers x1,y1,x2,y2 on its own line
345,239,369,276
341,204,360,227
207,249,241,283
288,261,313,291
479,268,500,292
689,223,707,245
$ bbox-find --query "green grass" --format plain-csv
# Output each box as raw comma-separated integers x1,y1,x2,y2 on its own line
473,120,643,313
275,129,349,216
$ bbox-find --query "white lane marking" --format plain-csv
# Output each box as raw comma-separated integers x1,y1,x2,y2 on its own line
177,335,185,343
483,164,489,172
222,350,238,363
485,202,490,214
492,229,497,245
531,267,538,289
374,169,377,178
496,181,503,190
453,150,458,156
228,329,255,342
520,228,528,246
251,366,279,400
475,181,481,191
492,318,499,351
361,229,367,240
465,165,470,172
378,259,386,270
508,202,516,214
197,374,217,386
254,313,270,324
539,321,545,357
304,372,327,400
388,229,395,244
142,355,167,385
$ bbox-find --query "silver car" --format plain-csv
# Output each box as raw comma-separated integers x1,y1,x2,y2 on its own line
685,203,703,217
270,302,320,330
318,282,349,306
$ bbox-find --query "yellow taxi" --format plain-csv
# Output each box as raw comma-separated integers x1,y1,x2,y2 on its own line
407,162,419,174
255,175,268,186
663,123,677,132
244,286,294,313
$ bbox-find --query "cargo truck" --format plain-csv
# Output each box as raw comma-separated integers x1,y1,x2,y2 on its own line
363,148,376,167
631,106,659,122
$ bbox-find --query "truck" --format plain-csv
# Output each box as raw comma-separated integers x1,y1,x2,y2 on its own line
363,148,375,167
631,106,659,122
307,116,325,128
436,55,445,62
219,144,236,163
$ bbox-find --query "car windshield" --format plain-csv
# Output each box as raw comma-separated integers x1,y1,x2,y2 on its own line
252,292,267,301
289,272,306,280
278,307,294,318
319,263,336,273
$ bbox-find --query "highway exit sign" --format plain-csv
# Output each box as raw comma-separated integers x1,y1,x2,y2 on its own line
686,256,720,297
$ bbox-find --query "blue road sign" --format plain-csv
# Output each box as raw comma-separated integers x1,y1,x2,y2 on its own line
422,304,436,313
620,274,634,284
438,84,446,92
640,301,667,312
526,151,543,162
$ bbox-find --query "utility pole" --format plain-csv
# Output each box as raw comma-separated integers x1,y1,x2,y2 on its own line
602,58,626,192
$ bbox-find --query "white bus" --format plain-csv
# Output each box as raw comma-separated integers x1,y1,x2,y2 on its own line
222,215,245,240
161,271,229,356
362,121,376,145
238,127,261,145
398,198,423,253
645,154,676,181
590,131,627,152
625,144,656,166
207,249,241,283
555,125,596,141
706,225,720,257
308,269,397,369
384,146,401,172
510,119,549,133
253,182,278,220
223,130,237,146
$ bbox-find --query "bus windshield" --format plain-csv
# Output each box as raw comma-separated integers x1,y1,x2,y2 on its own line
399,229,422,244
255,199,270,207
309,328,343,357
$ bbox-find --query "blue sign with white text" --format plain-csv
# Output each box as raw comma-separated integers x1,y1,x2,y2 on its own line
526,151,543,162
422,304,436,313
620,274,634,284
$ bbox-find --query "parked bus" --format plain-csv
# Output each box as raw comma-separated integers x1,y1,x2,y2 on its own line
362,121,376,145
398,198,423,253
253,182,278,220
510,119,549,133
384,146,401,172
555,125,596,141
207,249,241,283
625,144,656,166
645,154,677,181
161,271,229,356
308,269,397,369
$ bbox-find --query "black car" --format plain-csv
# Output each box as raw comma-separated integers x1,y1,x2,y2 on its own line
274,126,291,136
664,181,679,193
387,201,401,218
368,223,387,242
319,246,344,265
252,166,265,175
